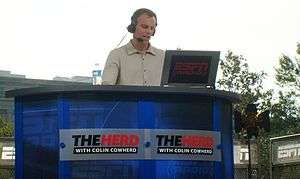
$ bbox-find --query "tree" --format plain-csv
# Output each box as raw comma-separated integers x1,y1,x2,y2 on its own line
217,51,272,112
275,44,300,90
0,116,14,137
272,43,300,135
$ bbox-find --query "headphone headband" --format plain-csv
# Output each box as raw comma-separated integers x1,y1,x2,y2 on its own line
127,8,157,34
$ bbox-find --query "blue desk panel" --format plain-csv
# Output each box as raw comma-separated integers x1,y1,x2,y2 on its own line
15,91,234,179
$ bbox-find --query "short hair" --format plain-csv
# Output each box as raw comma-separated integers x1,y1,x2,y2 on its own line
127,8,157,33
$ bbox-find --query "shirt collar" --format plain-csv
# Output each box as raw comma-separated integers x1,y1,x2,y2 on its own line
126,41,156,56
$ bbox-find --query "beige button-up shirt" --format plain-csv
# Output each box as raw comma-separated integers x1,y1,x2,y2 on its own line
102,42,165,86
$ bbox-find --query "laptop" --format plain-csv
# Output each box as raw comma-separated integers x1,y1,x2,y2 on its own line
160,50,220,88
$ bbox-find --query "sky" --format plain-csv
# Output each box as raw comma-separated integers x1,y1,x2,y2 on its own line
0,0,299,88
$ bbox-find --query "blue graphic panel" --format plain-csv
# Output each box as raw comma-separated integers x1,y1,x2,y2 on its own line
156,161,214,179
22,96,59,179
68,94,139,129
14,92,232,179
153,95,212,130
153,95,214,179
69,160,139,179
66,94,140,179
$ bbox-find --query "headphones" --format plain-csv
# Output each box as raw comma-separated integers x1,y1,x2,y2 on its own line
127,8,157,36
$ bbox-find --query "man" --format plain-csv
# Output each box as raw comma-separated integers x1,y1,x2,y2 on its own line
101,8,165,86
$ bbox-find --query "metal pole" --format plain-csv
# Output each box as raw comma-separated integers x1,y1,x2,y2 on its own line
269,139,273,179
248,136,252,179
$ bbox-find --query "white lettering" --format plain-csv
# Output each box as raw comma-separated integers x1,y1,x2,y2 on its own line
190,148,212,154
277,143,300,160
278,148,300,159
109,147,136,153
74,148,91,153
174,148,190,153
158,148,174,153
240,148,249,161
1,146,15,160
278,143,300,150
92,147,110,153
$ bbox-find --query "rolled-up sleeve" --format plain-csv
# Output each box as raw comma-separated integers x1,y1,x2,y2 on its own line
101,50,120,85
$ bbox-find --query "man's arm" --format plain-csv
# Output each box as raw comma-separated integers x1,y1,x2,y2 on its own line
101,50,120,85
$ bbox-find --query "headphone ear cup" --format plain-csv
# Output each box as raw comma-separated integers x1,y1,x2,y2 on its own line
127,23,134,33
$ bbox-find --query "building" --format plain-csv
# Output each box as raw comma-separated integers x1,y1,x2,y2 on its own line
0,70,91,121
53,76,92,83
270,134,300,179
233,140,258,179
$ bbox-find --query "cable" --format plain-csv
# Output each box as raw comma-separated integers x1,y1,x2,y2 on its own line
115,32,128,49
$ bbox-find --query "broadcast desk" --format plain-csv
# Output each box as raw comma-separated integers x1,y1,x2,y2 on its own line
6,85,240,179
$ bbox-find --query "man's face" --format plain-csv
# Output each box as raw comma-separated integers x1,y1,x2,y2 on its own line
133,14,156,42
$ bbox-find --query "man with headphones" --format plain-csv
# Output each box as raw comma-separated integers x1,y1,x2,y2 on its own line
101,8,165,86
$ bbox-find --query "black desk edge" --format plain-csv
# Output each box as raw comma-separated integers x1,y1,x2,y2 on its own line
5,85,241,103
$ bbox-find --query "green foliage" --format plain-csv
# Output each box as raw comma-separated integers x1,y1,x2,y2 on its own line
276,43,300,87
272,43,300,136
256,130,271,179
217,50,273,112
275,54,300,90
0,168,14,179
271,91,300,135
0,116,14,137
